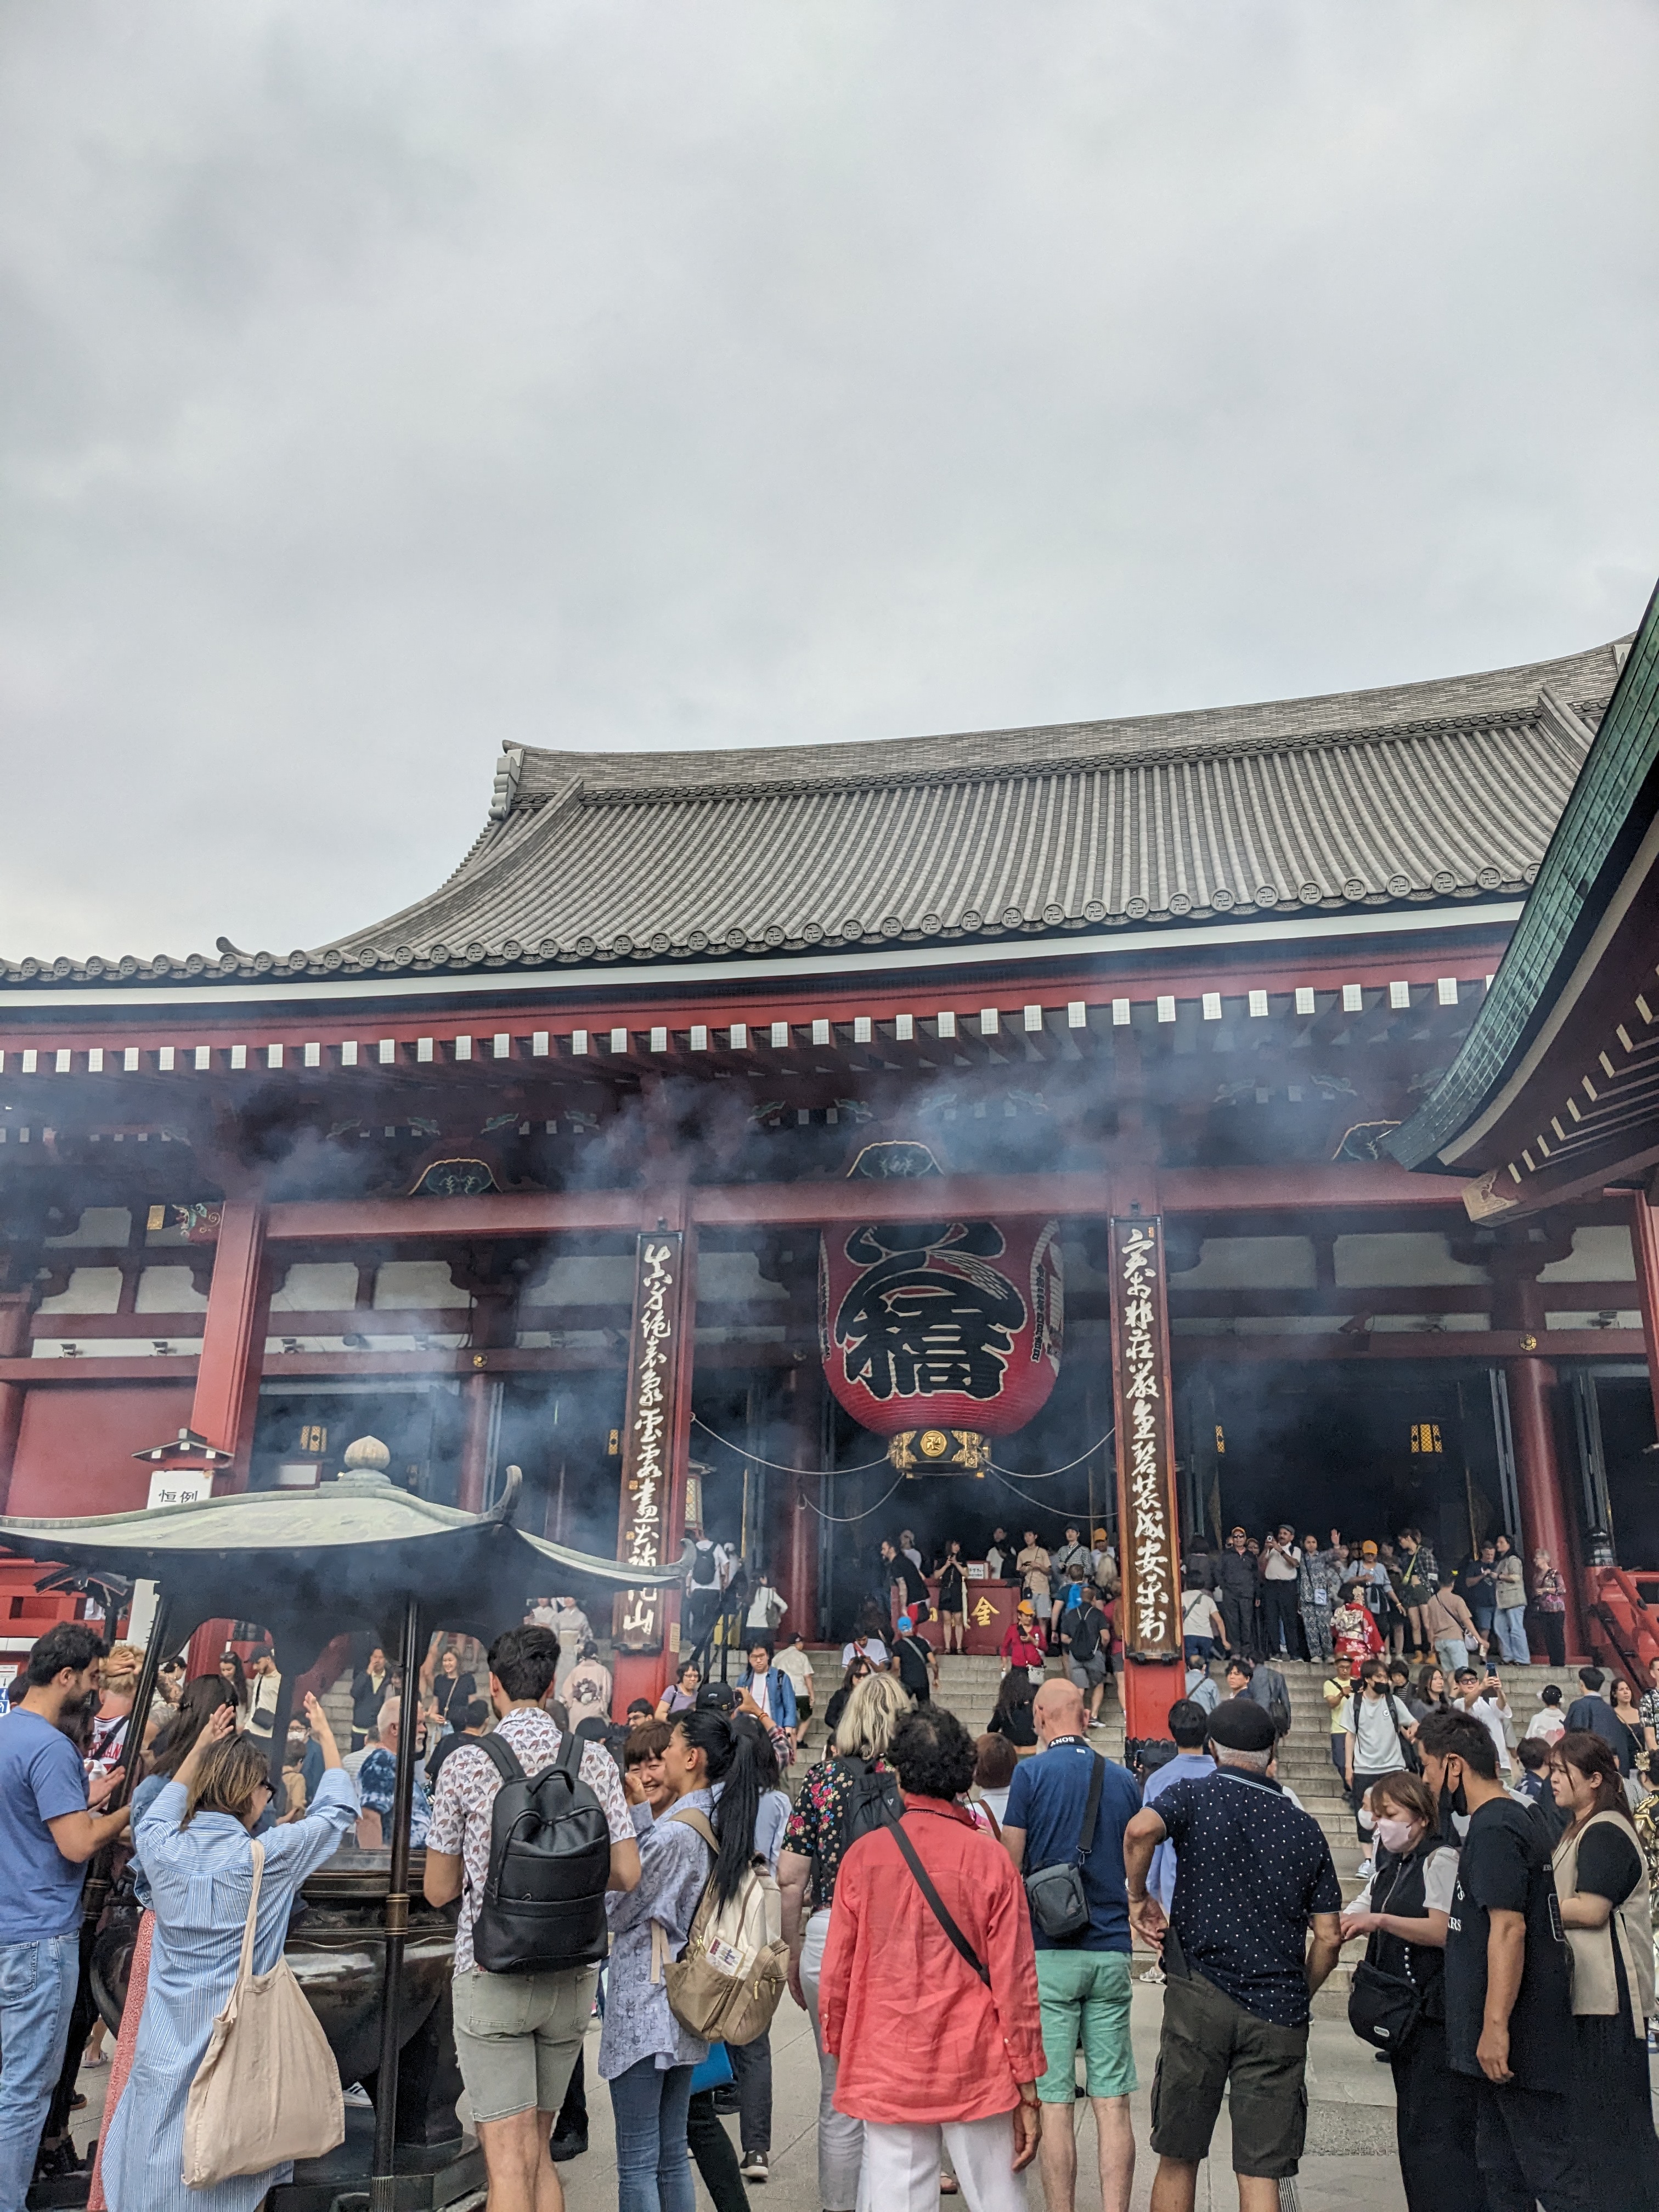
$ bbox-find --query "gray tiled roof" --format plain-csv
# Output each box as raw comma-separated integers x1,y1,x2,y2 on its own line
0,636,1628,990
322,637,1622,975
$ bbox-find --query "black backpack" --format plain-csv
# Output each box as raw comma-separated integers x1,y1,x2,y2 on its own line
1068,1605,1103,1663
837,1755,902,1858
690,1543,718,1587
467,1730,614,1975
1261,1670,1293,1740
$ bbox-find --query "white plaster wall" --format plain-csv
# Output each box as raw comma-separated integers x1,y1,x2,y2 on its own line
523,1255,635,1307
1537,1226,1636,1282
1334,1234,1487,1286
270,1263,361,1312
1176,1237,1315,1289
135,1266,208,1313
36,1267,123,1314
43,1207,132,1248
695,1251,787,1302
373,1261,469,1309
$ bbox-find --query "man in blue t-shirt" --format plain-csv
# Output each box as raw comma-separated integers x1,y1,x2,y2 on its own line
354,1695,432,1848
1141,1699,1217,1916
1001,1677,1142,2212
0,1622,131,2212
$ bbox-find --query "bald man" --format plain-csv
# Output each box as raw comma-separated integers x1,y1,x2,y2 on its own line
1001,1678,1143,2212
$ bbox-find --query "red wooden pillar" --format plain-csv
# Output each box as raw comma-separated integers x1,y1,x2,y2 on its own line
0,1289,33,1514
457,1372,494,1515
1508,1355,1587,1660
190,1199,270,1491
776,1370,820,1645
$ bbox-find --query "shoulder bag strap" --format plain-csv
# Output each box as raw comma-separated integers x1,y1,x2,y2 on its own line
667,1805,720,1853
881,1809,989,1987
233,1840,267,1993
1077,1752,1106,1861
470,1729,528,1786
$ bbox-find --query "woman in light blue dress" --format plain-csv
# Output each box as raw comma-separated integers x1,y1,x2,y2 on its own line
103,1694,358,2212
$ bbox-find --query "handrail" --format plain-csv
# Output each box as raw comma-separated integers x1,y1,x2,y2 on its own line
1588,1596,1644,1695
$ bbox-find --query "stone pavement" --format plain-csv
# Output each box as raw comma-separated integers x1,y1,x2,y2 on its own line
549,1983,1408,2212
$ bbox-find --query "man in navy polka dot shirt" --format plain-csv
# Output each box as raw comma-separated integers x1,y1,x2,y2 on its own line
1125,1699,1342,2211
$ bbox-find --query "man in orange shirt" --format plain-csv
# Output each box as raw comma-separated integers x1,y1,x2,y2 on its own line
820,1703,1044,2211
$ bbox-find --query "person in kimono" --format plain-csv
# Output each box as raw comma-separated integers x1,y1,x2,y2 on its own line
102,1692,357,2212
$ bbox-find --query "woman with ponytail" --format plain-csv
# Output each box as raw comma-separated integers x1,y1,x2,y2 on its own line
602,1706,765,2212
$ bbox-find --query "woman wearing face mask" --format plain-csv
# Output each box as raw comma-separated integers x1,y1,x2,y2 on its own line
1339,1772,1477,2212
1549,1731,1659,2209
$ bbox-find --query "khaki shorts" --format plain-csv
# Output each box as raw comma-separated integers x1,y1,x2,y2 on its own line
451,1963,597,2124
1149,1968,1309,2178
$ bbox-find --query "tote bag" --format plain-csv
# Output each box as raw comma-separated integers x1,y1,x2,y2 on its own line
181,1841,345,2187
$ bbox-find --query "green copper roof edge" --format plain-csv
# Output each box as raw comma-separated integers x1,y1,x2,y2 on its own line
1388,580,1659,1173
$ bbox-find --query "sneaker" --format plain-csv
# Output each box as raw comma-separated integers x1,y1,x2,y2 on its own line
1356,1858,1373,1878
1140,1963,1166,1985
342,2083,374,2109
549,2129,589,2164
739,2152,769,2182
711,2085,741,2116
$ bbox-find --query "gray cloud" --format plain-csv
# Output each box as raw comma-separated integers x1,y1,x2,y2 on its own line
1,0,1655,960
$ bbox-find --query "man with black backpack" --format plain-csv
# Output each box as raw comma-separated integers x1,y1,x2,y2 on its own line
1057,1583,1110,1729
1001,1677,1142,2212
423,1626,640,2212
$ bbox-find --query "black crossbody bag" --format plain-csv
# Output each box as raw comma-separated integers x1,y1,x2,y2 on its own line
1024,1751,1105,1943
882,1810,990,1985
1347,1860,1423,2053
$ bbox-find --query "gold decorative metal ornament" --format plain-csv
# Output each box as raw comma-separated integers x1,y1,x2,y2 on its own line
886,1428,990,1476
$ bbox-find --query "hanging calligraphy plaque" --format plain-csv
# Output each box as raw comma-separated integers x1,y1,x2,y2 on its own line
1108,1215,1181,1660
612,1231,685,1654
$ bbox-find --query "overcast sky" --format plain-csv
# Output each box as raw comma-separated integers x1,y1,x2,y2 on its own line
2,2,1656,963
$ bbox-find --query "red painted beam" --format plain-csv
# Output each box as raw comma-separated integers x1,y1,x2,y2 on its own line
261,1162,1456,1242
1166,1329,1644,1361
264,1190,651,1240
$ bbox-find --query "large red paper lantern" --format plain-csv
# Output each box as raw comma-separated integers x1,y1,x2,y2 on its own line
819,1208,1064,1474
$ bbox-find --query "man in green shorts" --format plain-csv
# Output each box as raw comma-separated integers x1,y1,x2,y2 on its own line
1001,1678,1143,2212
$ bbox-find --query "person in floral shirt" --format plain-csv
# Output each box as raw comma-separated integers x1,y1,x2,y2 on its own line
354,1696,431,1848
1531,1548,1568,1668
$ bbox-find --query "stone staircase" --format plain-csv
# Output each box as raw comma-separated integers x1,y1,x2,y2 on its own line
789,1649,1584,1894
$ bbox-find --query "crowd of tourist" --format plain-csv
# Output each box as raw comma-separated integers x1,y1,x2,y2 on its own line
1186,1523,1571,1671
4,1549,1659,2212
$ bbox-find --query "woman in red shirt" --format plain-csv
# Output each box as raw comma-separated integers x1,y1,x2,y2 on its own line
820,1703,1042,2211
998,1603,1046,1679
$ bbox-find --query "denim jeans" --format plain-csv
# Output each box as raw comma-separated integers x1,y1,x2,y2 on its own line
1436,1637,1470,1680
0,1933,80,2212
608,2056,695,2212
1494,1607,1531,1665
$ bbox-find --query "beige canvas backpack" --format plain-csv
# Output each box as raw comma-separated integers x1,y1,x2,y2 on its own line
655,1806,789,2046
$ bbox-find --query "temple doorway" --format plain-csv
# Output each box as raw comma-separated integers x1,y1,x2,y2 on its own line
1198,1364,1504,1572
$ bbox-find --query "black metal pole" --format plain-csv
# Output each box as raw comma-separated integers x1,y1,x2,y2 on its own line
263,1668,296,1796
369,1590,423,2209
39,1590,176,2165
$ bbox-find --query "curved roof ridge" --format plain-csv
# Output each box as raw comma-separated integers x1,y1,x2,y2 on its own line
512,635,1627,804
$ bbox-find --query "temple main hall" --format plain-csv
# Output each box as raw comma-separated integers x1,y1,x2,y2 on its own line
3,600,1657,1728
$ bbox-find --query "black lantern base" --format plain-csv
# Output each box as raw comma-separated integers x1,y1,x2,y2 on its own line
272,2108,483,2212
